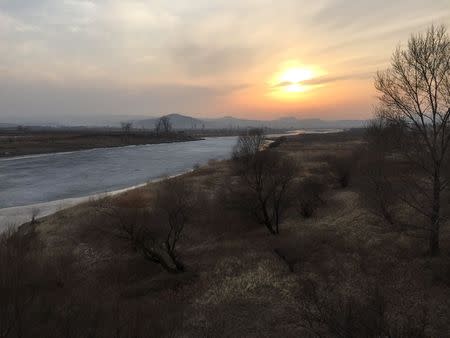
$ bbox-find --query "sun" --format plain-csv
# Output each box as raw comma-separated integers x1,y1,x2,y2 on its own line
269,63,318,99
279,68,314,93
280,68,313,84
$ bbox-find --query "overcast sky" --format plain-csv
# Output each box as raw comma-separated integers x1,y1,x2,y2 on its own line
0,0,449,123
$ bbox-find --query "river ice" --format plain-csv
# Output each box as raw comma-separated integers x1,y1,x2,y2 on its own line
0,137,237,228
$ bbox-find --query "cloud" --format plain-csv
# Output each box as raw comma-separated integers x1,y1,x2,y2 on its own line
311,0,449,32
170,43,261,76
273,73,373,89
0,76,248,122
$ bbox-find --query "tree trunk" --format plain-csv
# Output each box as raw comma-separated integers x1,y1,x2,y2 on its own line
274,203,280,234
264,221,276,235
141,247,182,274
168,250,185,272
260,199,276,235
430,172,441,256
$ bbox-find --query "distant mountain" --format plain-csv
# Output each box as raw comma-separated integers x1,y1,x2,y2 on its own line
202,116,266,129
134,113,204,130
269,118,367,129
134,114,367,130
0,123,19,129
0,114,367,130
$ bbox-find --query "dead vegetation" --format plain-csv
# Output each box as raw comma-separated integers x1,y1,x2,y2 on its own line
0,128,199,157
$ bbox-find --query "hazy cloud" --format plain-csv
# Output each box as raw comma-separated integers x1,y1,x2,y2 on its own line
170,43,261,76
0,77,248,123
274,72,373,89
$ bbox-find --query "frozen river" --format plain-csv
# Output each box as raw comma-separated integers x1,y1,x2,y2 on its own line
0,137,237,227
0,129,341,228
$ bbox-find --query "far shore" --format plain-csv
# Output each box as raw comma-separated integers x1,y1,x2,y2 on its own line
0,129,204,158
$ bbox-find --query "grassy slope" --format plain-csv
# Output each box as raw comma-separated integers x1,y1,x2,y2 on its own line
28,132,450,336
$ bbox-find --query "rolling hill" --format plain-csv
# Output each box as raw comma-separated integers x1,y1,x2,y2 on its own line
134,114,367,130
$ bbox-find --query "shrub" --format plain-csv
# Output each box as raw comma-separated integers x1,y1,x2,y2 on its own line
231,149,298,234
295,177,327,218
232,128,265,159
299,277,429,337
326,149,362,188
97,178,197,273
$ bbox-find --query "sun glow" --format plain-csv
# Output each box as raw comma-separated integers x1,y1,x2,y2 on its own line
269,63,319,100
280,68,313,85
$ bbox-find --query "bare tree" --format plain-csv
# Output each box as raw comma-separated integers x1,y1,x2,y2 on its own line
358,118,404,226
153,178,197,271
232,149,297,235
120,122,132,134
30,207,40,225
155,116,172,135
374,25,450,256
97,178,195,273
232,128,266,159
96,203,179,272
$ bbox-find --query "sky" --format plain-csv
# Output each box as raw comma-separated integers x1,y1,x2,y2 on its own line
0,0,449,124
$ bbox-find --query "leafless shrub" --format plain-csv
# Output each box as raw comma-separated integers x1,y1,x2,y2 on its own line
299,278,429,338
97,178,196,273
231,149,297,234
359,165,398,226
120,122,132,134
0,222,186,337
30,207,40,224
96,202,178,273
326,151,360,188
295,177,327,218
152,178,198,271
232,128,266,159
357,119,403,225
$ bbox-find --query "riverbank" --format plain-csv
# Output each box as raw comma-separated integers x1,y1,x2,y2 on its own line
0,129,201,158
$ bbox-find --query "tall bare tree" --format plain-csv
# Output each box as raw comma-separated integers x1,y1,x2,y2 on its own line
120,122,132,133
375,25,450,256
232,148,297,235
155,116,172,135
